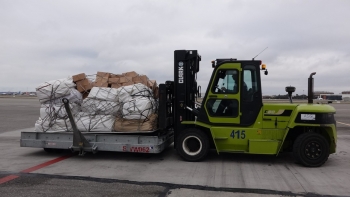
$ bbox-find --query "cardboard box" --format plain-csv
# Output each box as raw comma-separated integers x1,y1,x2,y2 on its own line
110,74,123,78
122,81,134,86
95,74,109,88
147,80,157,90
119,76,133,83
96,71,111,78
96,76,109,82
146,80,158,99
72,73,86,82
76,78,93,92
123,71,138,78
153,86,159,99
108,77,120,84
111,84,122,89
113,114,158,132
133,80,147,86
132,75,149,85
93,80,109,87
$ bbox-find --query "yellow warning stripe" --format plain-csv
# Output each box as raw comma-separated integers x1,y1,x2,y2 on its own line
337,121,350,126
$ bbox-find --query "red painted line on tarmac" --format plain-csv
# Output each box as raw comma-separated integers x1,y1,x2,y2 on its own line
0,175,19,184
0,154,73,185
21,154,73,173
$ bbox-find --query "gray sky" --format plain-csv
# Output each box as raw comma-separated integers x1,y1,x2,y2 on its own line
1,0,349,95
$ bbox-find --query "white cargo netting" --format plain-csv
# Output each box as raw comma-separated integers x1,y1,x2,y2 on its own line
35,117,72,133
81,98,120,116
117,83,153,103
75,113,115,132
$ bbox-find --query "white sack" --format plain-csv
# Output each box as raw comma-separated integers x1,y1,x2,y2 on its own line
117,84,153,103
40,103,81,120
88,87,118,102
35,118,72,133
81,98,120,115
43,88,82,105
122,97,156,120
36,77,76,103
75,113,115,132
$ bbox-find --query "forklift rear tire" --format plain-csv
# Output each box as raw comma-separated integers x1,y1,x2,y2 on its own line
293,132,329,167
176,128,210,162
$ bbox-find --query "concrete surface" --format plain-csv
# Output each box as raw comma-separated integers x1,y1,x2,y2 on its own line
0,98,40,133
0,98,349,197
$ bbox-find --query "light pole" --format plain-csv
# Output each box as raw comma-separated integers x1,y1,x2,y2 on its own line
303,90,304,99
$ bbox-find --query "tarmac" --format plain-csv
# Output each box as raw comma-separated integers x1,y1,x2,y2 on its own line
0,97,349,197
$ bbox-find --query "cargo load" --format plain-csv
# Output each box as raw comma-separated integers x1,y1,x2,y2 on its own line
35,71,159,133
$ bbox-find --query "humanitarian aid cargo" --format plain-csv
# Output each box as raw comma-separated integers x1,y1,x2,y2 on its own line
35,71,158,133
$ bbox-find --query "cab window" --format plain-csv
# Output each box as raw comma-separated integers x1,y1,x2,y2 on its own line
242,66,258,102
206,99,238,117
212,69,239,94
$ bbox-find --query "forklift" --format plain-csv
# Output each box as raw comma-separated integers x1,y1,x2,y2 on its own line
160,50,336,167
21,50,337,167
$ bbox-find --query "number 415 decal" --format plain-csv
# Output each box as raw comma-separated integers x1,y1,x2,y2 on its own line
230,130,246,139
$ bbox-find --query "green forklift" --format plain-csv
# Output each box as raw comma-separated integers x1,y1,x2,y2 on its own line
166,50,336,167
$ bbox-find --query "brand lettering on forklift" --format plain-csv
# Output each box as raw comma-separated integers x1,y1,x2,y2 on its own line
178,61,184,83
122,146,150,153
230,130,246,139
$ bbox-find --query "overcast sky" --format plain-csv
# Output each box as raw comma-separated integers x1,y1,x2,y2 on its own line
0,0,349,95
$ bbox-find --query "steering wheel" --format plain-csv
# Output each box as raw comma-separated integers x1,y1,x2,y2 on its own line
215,86,223,93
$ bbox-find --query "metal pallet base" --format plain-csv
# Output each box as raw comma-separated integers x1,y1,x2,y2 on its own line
21,130,174,154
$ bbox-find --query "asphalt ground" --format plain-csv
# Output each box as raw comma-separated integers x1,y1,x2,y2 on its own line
0,98,349,197
0,97,40,133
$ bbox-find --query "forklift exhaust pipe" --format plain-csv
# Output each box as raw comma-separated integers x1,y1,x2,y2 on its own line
308,72,316,104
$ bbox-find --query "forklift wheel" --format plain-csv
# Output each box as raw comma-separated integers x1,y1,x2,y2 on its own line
176,128,210,162
293,132,329,167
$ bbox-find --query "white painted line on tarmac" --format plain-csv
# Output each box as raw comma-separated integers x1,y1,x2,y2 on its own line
0,127,34,137
337,121,350,126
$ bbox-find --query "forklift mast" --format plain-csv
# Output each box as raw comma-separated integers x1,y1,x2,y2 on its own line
158,50,201,137
173,50,201,131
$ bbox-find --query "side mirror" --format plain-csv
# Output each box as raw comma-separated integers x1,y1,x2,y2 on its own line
264,70,268,75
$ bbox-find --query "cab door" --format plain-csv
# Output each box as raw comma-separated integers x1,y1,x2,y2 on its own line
204,63,242,124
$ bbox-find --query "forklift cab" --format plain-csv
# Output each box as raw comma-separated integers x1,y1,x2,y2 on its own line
198,60,263,126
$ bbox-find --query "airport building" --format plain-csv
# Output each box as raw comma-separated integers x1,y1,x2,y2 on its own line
342,91,350,101
314,91,350,101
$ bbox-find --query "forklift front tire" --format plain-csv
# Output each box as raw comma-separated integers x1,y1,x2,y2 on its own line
176,129,210,162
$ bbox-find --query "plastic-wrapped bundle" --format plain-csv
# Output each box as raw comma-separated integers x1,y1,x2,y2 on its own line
36,77,76,103
81,98,120,116
75,112,115,132
43,88,82,105
88,87,118,102
40,103,81,120
114,114,158,132
117,83,153,103
122,97,156,119
34,117,72,133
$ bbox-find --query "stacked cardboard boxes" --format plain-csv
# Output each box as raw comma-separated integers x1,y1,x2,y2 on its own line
73,73,93,99
72,71,158,98
94,72,110,87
